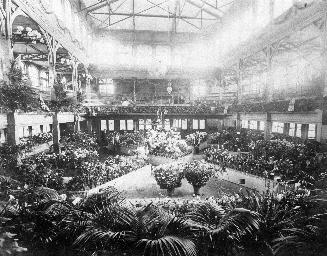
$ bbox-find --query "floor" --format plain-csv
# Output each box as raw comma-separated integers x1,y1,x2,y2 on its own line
88,164,242,199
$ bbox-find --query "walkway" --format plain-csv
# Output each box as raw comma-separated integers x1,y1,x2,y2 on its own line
88,165,242,199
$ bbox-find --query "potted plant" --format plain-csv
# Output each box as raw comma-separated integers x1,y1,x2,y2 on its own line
153,163,184,197
186,132,208,154
183,160,217,195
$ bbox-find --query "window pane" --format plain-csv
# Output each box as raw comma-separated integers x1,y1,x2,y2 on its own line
120,120,126,131
182,119,188,130
108,120,115,131
308,124,316,139
296,124,302,138
127,120,134,131
164,119,170,130
101,120,107,131
277,123,284,134
249,120,257,130
146,119,152,130
272,122,278,133
289,123,295,136
199,119,205,129
259,121,265,131
242,120,249,129
193,119,199,130
139,119,145,130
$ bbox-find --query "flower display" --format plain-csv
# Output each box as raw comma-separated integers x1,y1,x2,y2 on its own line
66,155,147,191
119,131,146,147
146,129,191,159
205,137,327,187
183,160,219,194
186,132,208,147
153,163,184,196
209,128,264,152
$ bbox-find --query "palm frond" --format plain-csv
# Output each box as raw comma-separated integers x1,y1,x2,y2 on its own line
137,235,197,256
210,208,262,251
74,228,132,248
185,202,225,230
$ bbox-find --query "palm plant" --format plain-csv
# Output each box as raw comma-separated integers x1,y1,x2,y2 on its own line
186,202,264,256
69,203,198,256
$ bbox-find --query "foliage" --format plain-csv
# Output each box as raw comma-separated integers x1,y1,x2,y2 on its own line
66,155,146,191
60,131,99,151
1,185,327,256
186,131,208,147
18,132,53,153
47,81,73,112
153,163,184,190
0,62,39,112
14,160,64,191
209,128,264,152
146,129,191,159
119,131,146,147
183,160,219,188
205,137,327,188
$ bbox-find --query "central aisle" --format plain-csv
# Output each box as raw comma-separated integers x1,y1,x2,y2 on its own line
88,165,242,198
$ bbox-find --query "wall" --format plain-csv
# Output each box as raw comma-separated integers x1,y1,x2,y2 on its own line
220,168,277,193
0,112,75,144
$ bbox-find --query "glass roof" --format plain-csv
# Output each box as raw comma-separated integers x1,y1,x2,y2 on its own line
82,0,234,33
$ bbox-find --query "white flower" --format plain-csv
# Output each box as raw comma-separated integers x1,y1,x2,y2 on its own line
72,197,82,205
59,194,67,201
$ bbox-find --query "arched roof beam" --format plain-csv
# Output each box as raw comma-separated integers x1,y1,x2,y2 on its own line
81,0,121,13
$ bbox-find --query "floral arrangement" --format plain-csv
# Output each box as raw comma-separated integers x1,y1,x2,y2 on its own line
19,132,53,147
60,132,98,151
205,137,327,188
209,128,264,152
183,160,219,194
119,131,146,147
153,163,184,195
186,131,208,147
128,192,238,217
146,129,191,159
66,155,147,191
14,160,64,191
